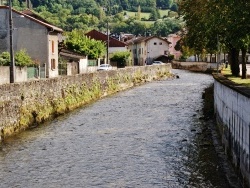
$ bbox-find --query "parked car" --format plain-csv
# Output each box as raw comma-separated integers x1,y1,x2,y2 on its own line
152,61,165,65
97,64,113,71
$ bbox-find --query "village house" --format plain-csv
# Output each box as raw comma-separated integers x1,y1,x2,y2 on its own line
126,36,171,66
85,29,128,64
0,6,63,79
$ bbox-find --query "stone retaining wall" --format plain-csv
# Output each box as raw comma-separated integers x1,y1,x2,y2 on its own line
213,74,250,187
0,65,172,140
172,61,223,73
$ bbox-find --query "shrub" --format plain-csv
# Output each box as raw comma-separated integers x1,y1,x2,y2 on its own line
0,50,34,67
15,49,33,67
168,54,174,61
0,52,10,66
110,51,130,68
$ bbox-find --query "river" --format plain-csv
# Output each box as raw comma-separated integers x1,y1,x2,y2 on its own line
0,69,241,188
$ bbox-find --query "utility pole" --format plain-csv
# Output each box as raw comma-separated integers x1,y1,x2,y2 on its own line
107,21,109,64
216,34,220,74
9,0,15,83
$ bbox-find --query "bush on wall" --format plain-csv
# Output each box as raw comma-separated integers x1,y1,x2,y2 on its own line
0,52,10,66
0,49,34,67
110,51,130,68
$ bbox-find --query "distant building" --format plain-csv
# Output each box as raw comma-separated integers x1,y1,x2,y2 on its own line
166,33,182,60
85,29,128,62
126,36,170,66
120,33,135,43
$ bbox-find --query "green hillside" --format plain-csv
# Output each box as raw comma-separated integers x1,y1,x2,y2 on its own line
8,0,182,36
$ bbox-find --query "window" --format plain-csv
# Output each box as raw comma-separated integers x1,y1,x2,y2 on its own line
133,49,136,55
154,42,157,45
159,42,162,45
52,40,55,54
51,59,56,70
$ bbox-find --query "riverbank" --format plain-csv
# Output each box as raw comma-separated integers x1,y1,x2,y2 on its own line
172,61,224,73
202,84,243,188
0,65,173,141
214,74,250,188
0,69,235,187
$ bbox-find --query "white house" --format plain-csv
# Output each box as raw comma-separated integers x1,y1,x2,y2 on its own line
126,36,170,66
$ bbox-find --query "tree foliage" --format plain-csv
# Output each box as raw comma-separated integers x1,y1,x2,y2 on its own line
10,0,179,35
110,51,131,67
0,50,34,67
0,52,10,66
65,30,106,59
178,0,250,77
15,49,34,67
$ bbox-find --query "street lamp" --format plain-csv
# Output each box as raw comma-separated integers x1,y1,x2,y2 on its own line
9,0,15,83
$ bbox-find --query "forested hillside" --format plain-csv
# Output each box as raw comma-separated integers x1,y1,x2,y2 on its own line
29,0,178,14
10,0,181,36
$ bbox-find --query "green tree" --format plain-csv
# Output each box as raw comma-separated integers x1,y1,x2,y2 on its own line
110,51,131,67
150,18,182,36
15,49,33,67
0,50,33,67
149,8,160,21
65,29,106,59
0,52,10,66
178,0,250,77
137,5,141,20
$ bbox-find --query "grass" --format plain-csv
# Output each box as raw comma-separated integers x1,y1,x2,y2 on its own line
221,66,250,87
124,9,171,20
123,10,178,27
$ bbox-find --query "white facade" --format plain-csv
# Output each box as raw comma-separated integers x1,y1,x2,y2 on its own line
109,47,128,54
127,36,170,66
214,79,250,186
146,37,169,64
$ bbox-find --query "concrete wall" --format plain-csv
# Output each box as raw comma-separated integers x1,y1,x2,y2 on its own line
0,64,172,141
214,74,250,187
172,61,224,72
15,66,27,82
0,66,9,84
0,66,27,84
0,9,48,66
79,58,88,74
0,9,9,53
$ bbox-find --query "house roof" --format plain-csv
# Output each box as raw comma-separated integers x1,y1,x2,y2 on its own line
85,29,127,48
59,49,86,60
126,36,171,45
22,9,51,24
0,6,63,32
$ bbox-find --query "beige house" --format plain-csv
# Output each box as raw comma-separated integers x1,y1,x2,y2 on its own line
126,36,170,66
0,7,63,78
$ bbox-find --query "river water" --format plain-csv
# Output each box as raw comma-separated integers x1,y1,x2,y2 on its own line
0,70,241,188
